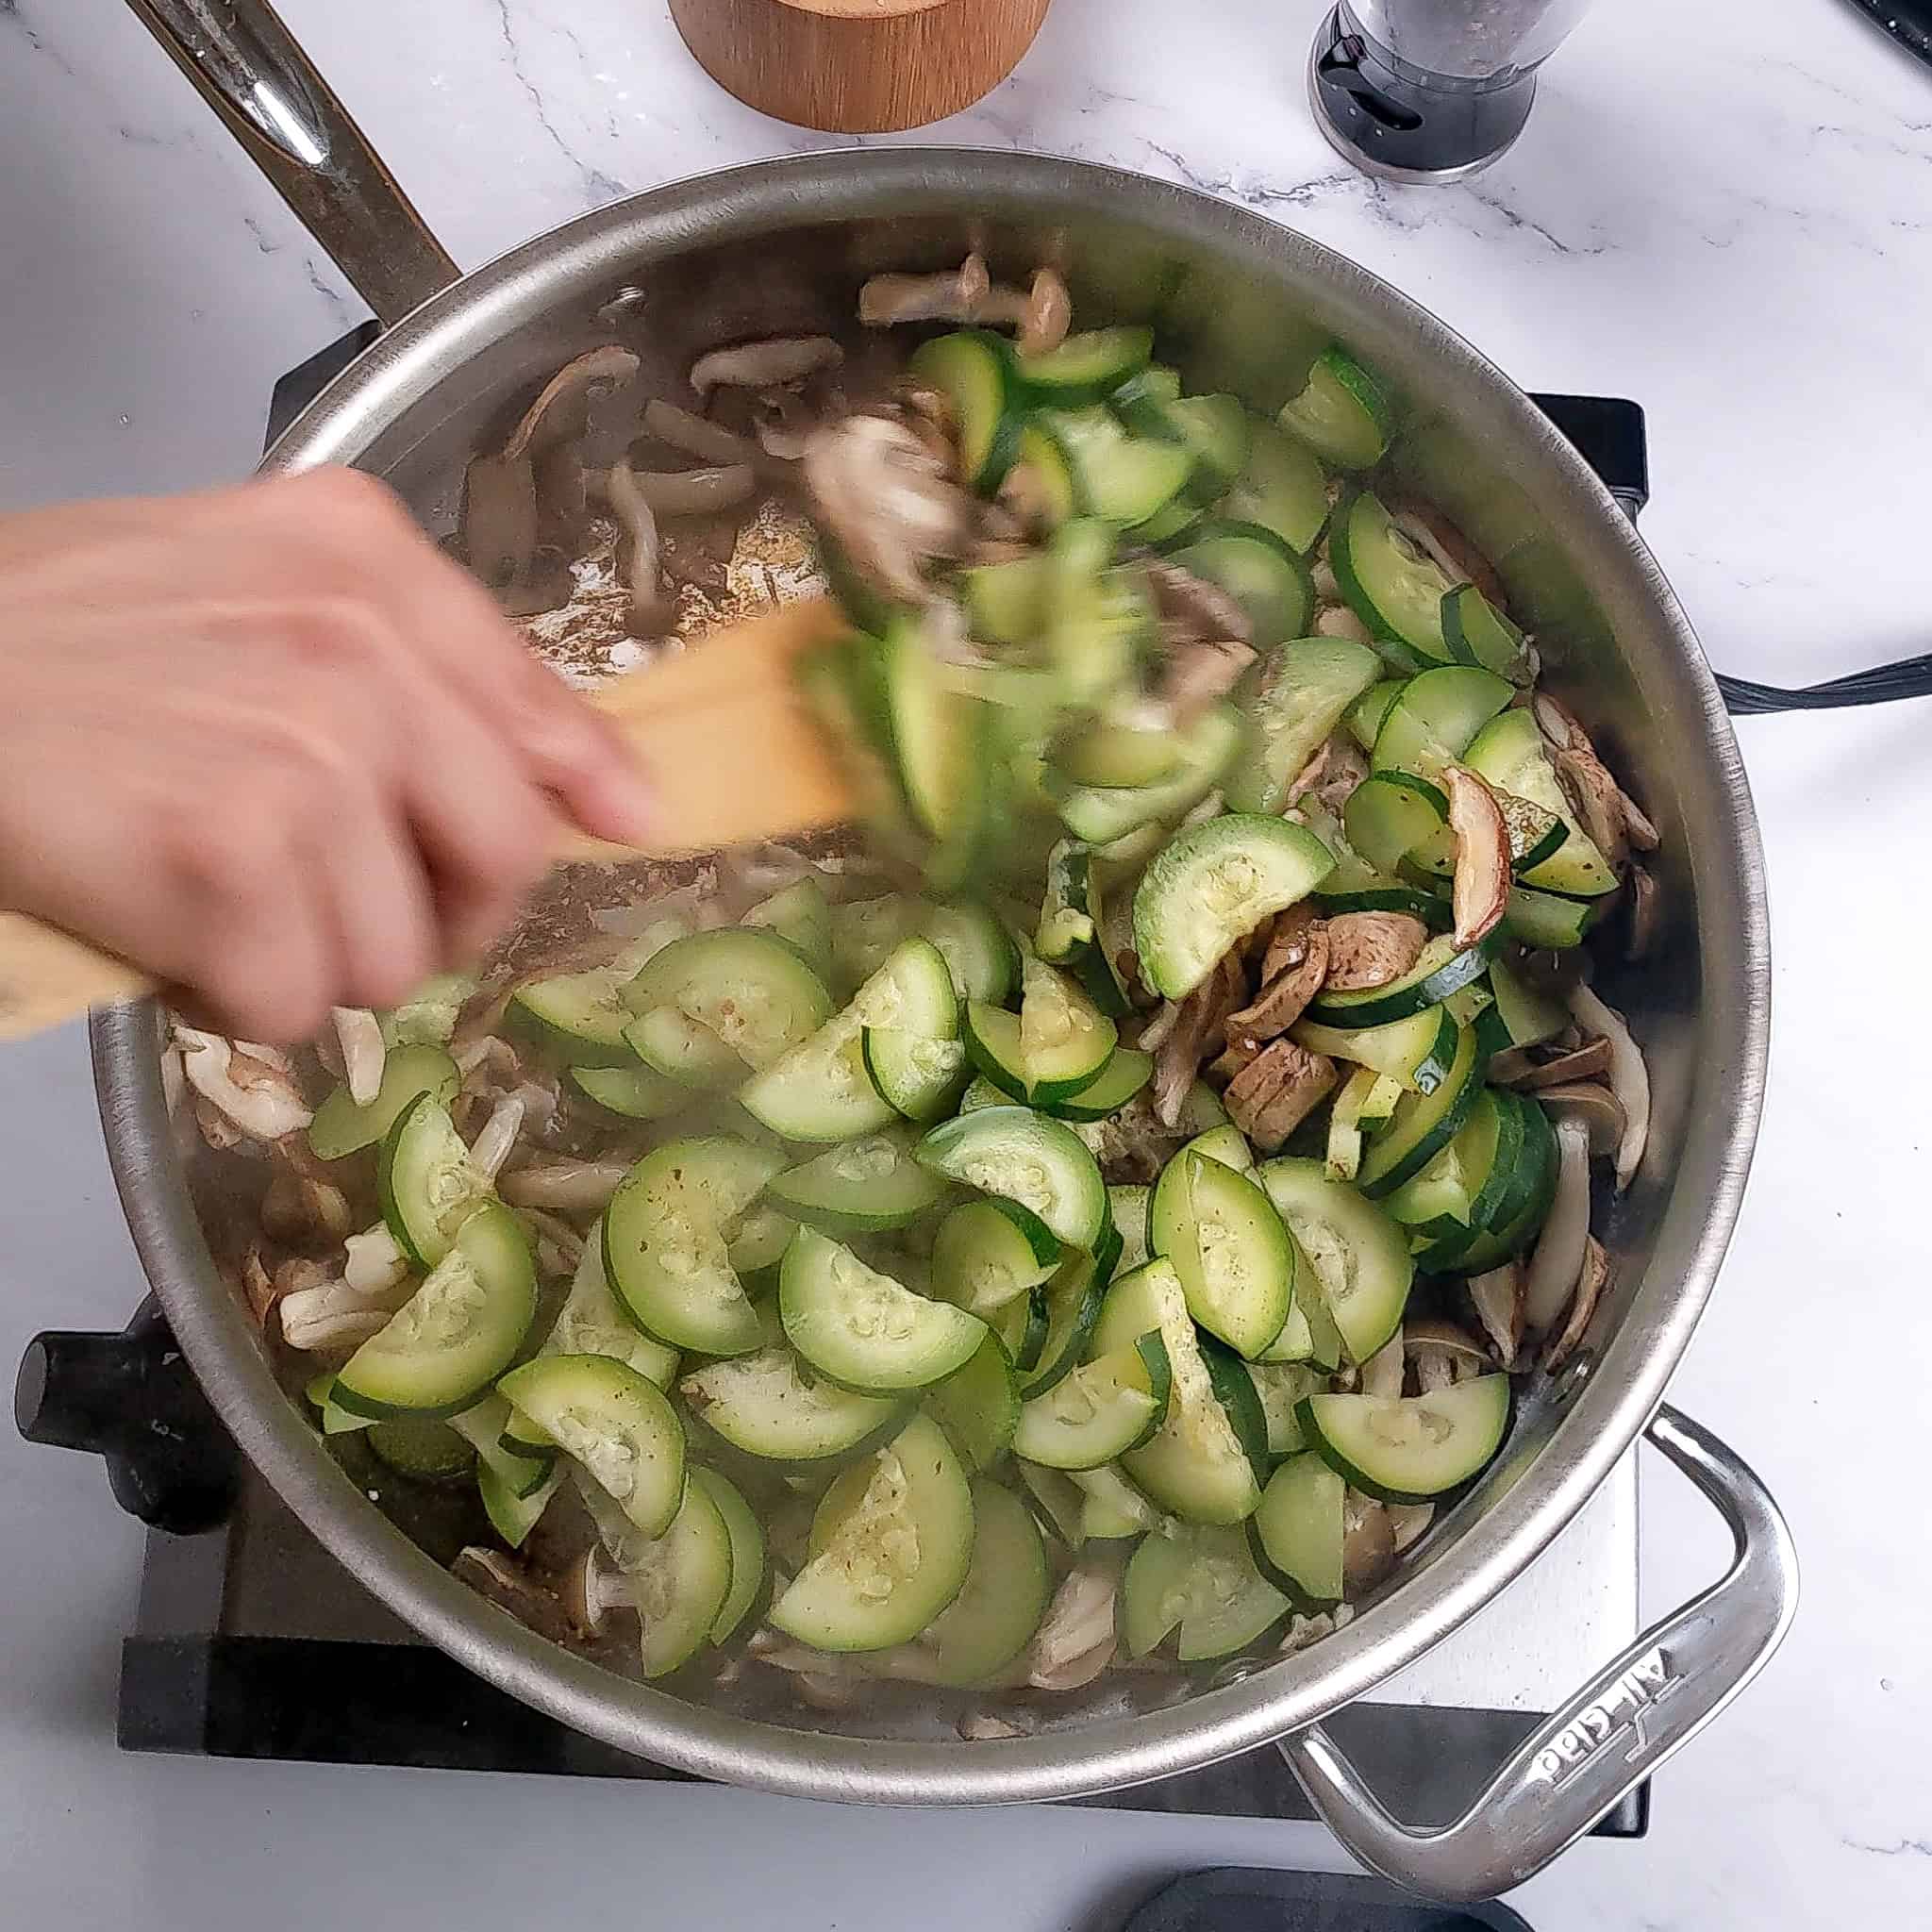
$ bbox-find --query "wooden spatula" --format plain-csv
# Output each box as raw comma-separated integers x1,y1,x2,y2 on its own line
0,594,857,1042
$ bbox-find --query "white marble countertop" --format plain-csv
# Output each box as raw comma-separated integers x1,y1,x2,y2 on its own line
3,1,1931,1925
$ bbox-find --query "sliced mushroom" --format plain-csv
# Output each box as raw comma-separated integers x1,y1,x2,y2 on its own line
175,1026,312,1140
1359,1329,1406,1403
641,397,758,467
803,411,971,603
460,450,540,592
1342,1491,1397,1593
521,1205,587,1276
1149,953,1246,1126
1443,766,1511,948
1223,1038,1340,1151
452,1547,577,1645
1524,1114,1592,1333
1308,733,1371,817
261,1167,352,1245
1534,1081,1625,1162
1279,1605,1352,1654
1387,1503,1435,1553
1314,602,1374,643
501,346,641,464
469,1093,526,1181
498,1158,629,1216
1624,862,1661,960
858,255,991,327
1016,267,1073,358
1157,636,1258,724
690,336,842,397
343,1222,410,1297
238,1247,279,1327
1565,983,1649,1189
958,1709,1024,1742
599,461,674,638
1144,559,1253,647
1405,1318,1491,1389
1490,1038,1614,1091
1026,1565,1119,1691
191,1096,247,1153
1554,745,1629,869
1467,1261,1524,1369
279,1274,391,1352
329,1007,385,1108
1542,1234,1611,1374
752,387,817,462
1323,911,1428,991
610,463,757,517
1226,916,1329,1042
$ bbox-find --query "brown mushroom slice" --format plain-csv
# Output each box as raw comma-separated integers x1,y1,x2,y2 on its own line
238,1248,279,1327
1565,983,1649,1189
1554,745,1630,869
1149,953,1246,1126
1226,918,1329,1041
641,397,759,466
1624,862,1661,960
802,411,971,604
498,1158,630,1216
1145,559,1254,647
1158,636,1259,724
460,451,541,595
1359,1328,1407,1402
600,462,674,638
1387,1503,1435,1553
1443,766,1511,948
690,336,842,397
1323,911,1428,991
1224,1038,1340,1152
1016,267,1073,357
616,464,758,517
1342,1491,1397,1594
1534,1081,1625,1162
1542,1235,1611,1374
452,1547,579,1646
1524,1114,1592,1333
958,1710,1024,1741
1491,1037,1615,1091
500,346,641,463
1404,1318,1492,1387
494,544,576,619
262,1166,352,1245
858,255,991,326
1467,1260,1524,1369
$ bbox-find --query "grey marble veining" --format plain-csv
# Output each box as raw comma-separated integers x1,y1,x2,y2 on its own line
2,3,1930,1927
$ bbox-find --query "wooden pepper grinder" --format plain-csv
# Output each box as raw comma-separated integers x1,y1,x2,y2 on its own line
667,0,1052,134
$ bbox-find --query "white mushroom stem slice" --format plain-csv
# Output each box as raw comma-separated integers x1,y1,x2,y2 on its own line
1359,1327,1406,1402
1565,982,1649,1189
802,412,969,604
1543,1235,1611,1374
690,336,842,397
1405,1317,1493,1377
1027,1566,1119,1690
469,1093,526,1182
1443,766,1511,947
175,1026,313,1139
343,1223,410,1297
858,255,991,326
641,397,758,466
1467,1261,1524,1369
498,1158,630,1215
600,463,671,637
611,462,757,517
1524,1115,1592,1334
330,1007,385,1108
1535,1081,1625,1162
1490,1038,1614,1091
501,346,641,462
280,1278,391,1352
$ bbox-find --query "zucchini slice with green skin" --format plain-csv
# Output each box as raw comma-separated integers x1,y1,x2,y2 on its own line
1348,677,1407,753
621,1005,743,1090
1092,1259,1263,1525
828,894,919,997
365,1416,475,1485
1151,391,1253,503
1245,1360,1320,1462
1440,1096,1557,1272
1051,719,1182,791
1304,931,1498,1030
1109,1183,1152,1275
1010,420,1079,528
1015,1458,1088,1549
1277,346,1394,471
625,927,834,1074
1220,416,1331,555
1122,1522,1290,1661
690,1466,765,1644
450,1394,558,1502
739,972,901,1144
1164,521,1315,647
741,875,835,982
1035,841,1095,961
1150,1147,1294,1358
545,1221,681,1389
931,1196,1061,1314
1012,1331,1172,1469
376,1092,492,1271
1356,1020,1482,1199
479,1459,562,1548
1041,519,1151,703
1224,637,1384,814
1330,491,1458,664
779,1227,987,1393
962,1001,1030,1103
923,899,1021,1006
910,330,1022,492
900,1478,1049,1685
1462,708,1620,898
1134,813,1335,1000
1255,1158,1415,1367
603,1137,786,1356
1017,325,1155,405
1294,1004,1460,1094
1018,1244,1108,1399
1018,954,1118,1104
1109,362,1183,430
1049,407,1194,528
508,935,669,1067
986,1284,1050,1374
308,1044,459,1163
860,936,969,1124
1052,701,1241,845
915,1105,1108,1253
496,1353,686,1538
1038,1049,1152,1124
679,1345,900,1463
766,1125,950,1234
1247,1452,1345,1604
768,1413,974,1652
924,1333,1022,1473
1297,1376,1512,1504
569,1062,691,1124
380,971,474,1050
874,612,991,874
595,1470,736,1678
1387,1088,1517,1244
961,554,1047,647
1441,583,1528,681
1503,885,1598,950
1488,956,1571,1048
1372,665,1515,784
1074,1461,1158,1539
1199,1331,1273,1485
1342,771,1448,877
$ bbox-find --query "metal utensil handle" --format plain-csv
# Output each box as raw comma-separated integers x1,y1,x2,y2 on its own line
1279,1406,1798,1902
123,0,458,324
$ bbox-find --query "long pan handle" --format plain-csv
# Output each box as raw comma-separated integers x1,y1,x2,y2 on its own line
122,0,459,325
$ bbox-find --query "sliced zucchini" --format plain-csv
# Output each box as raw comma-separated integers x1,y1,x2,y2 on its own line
1018,1244,1108,1399
508,935,667,1067
308,1043,458,1163
1012,1331,1171,1470
923,899,1021,1006
1073,1461,1157,1540
924,1333,1022,1473
625,927,834,1074
1488,956,1570,1048
569,1061,691,1124
1304,931,1497,1030
1348,676,1407,753
961,554,1047,648
1092,1259,1262,1524
741,875,835,982
779,1226,987,1393
365,1415,475,1486
1133,813,1334,1000
1440,1096,1557,1273
766,1126,949,1234
1220,417,1331,556
768,1413,974,1651
1148,391,1253,503
1255,1157,1415,1367
1038,1048,1152,1124
874,612,991,881
679,1345,900,1463
595,1470,736,1677
1441,584,1528,681
1041,519,1151,704
376,1092,492,1270
1246,1359,1320,1461
828,894,920,997
450,1395,558,1504
545,1221,681,1389
479,1459,562,1548
1357,1019,1483,1198
1294,1004,1460,1095
1298,1376,1512,1504
1462,707,1619,898
1015,1458,1088,1549
379,971,474,1050
1009,419,1079,528
620,1005,741,1090
1224,637,1383,814
690,1466,765,1644
1052,701,1241,845
1330,491,1458,664
985,1284,1050,1375
1277,346,1394,471
906,1478,1050,1685
739,968,901,1145
1049,406,1193,528
1035,841,1096,961
1324,1066,1402,1182
1018,325,1155,405
859,935,968,1124
1018,953,1118,1104
1248,1453,1344,1604
496,1353,685,1538
1121,1522,1289,1661
931,1196,1061,1314
1504,884,1598,950
1183,1122,1253,1171
603,1137,787,1356
1165,522,1315,647
1109,1183,1152,1274
910,330,1021,492
915,1106,1108,1253
1149,1147,1293,1358
1372,665,1515,785
1342,771,1449,877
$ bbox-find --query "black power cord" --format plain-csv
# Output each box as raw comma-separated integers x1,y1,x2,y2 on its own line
1717,656,1932,716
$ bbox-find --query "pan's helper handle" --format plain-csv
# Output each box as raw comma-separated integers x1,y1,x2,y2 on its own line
122,0,459,325
1279,1406,1798,1902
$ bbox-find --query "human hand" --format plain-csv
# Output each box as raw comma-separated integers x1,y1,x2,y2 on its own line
0,468,653,1041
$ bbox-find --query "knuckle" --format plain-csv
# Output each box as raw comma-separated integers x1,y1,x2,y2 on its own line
290,463,406,527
